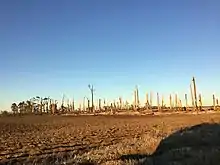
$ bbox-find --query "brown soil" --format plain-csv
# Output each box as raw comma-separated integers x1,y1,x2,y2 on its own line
1,113,220,165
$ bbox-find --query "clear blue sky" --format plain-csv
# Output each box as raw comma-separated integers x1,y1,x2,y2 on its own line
0,0,220,110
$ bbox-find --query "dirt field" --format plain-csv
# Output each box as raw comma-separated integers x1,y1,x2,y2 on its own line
1,113,220,165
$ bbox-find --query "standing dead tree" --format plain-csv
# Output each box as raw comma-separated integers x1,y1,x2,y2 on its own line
103,98,107,111
150,92,153,112
49,99,52,113
83,97,86,112
67,98,70,112
175,94,178,111
50,100,58,114
87,97,90,112
134,88,137,110
157,92,161,112
213,94,216,111
136,86,140,109
133,86,140,111
72,97,75,112
179,99,182,111
61,94,65,113
161,94,164,111
99,99,102,111
88,84,95,113
198,94,202,111
145,92,149,110
190,84,195,111
192,77,198,112
119,97,122,110
185,94,188,112
169,94,172,111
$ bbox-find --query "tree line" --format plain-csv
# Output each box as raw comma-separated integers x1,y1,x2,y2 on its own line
10,96,58,115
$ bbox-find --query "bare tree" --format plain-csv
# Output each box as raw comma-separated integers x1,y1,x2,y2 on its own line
88,84,95,112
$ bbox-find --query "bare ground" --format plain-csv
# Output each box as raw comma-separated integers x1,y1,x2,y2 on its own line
1,113,220,165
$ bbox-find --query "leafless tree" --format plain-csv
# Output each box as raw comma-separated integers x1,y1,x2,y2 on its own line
88,84,95,112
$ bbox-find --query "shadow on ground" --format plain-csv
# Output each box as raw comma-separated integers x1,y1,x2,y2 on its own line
120,123,220,165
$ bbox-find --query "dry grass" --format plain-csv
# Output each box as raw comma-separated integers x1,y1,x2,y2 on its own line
1,113,220,165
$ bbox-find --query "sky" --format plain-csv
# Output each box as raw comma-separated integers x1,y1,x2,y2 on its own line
0,0,220,110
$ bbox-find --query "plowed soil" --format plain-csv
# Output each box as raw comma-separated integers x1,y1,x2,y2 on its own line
1,113,220,165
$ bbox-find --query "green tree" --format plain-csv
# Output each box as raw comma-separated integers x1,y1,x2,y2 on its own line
18,101,27,114
26,100,32,113
43,97,50,113
11,103,18,114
